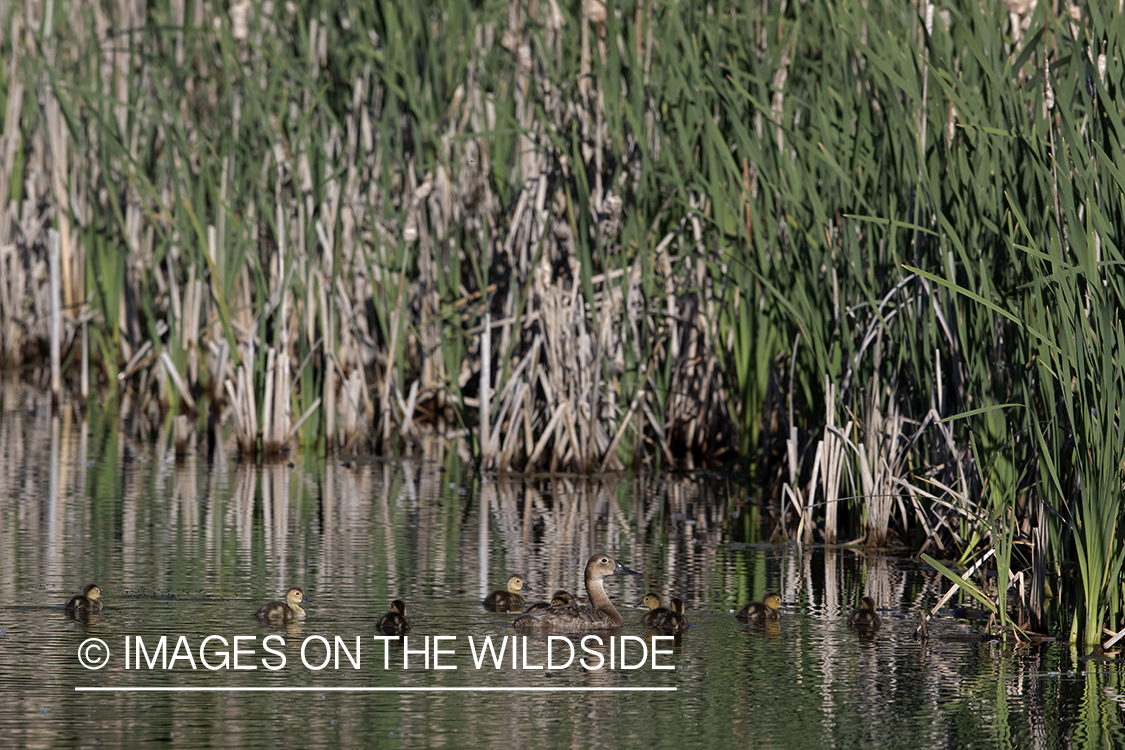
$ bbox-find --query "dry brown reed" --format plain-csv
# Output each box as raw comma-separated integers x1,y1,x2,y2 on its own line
0,0,730,471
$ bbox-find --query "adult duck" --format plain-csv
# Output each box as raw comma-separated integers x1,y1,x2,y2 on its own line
376,600,412,635
484,575,530,612
736,592,782,622
512,554,640,632
65,584,103,618
255,587,309,624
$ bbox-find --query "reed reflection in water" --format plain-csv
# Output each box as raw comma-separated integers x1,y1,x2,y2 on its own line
0,400,1121,748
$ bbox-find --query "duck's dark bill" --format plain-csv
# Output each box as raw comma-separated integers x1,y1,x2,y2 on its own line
614,562,642,576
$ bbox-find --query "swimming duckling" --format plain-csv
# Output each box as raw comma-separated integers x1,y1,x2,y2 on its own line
65,584,103,618
642,593,688,634
255,587,309,623
847,596,881,631
736,592,782,622
523,590,578,613
376,600,412,636
512,554,641,632
484,575,530,613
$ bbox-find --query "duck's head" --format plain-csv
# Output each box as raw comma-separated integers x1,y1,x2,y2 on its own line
586,554,641,580
642,593,662,611
859,596,877,611
670,598,685,615
763,592,782,611
506,575,528,594
285,588,309,607
549,595,570,606
83,584,102,601
390,599,407,615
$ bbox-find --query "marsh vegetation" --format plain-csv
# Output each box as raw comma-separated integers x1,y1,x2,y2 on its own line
0,1,1123,645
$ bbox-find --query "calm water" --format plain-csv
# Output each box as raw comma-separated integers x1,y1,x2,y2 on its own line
1,400,1123,748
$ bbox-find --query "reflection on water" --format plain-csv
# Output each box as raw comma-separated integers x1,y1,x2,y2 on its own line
0,392,1121,748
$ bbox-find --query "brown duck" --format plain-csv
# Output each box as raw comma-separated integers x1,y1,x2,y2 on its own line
65,584,103,618
376,599,412,635
255,587,309,624
737,592,782,622
642,593,688,634
484,575,531,612
512,554,641,632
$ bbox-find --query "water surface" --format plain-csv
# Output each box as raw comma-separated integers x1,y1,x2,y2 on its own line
0,400,1120,748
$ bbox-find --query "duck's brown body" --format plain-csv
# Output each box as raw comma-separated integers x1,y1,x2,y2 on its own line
376,600,412,635
256,588,308,624
642,594,688,634
847,596,881,631
737,592,782,622
65,584,103,618
484,575,529,612
512,554,640,632
523,590,577,613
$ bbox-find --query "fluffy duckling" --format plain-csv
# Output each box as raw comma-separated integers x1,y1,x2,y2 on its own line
847,596,881,631
523,590,578,613
65,584,103,618
376,600,412,636
255,587,309,624
737,592,782,622
642,593,688,634
512,554,641,632
484,575,530,613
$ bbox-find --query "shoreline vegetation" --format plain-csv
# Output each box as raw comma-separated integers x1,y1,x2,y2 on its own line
1,1,1122,644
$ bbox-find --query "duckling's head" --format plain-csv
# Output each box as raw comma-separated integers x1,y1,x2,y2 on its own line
285,588,308,607
859,596,876,611
670,598,685,615
551,590,576,604
550,595,570,606
643,593,663,611
763,592,782,611
83,584,102,601
390,599,407,615
586,554,641,580
506,575,528,594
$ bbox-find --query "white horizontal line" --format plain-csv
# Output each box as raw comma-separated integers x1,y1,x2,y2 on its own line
75,686,677,693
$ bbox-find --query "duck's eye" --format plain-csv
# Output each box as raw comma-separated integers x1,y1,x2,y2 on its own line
601,557,609,563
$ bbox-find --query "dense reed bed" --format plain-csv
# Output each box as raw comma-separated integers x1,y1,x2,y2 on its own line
1,1,1123,644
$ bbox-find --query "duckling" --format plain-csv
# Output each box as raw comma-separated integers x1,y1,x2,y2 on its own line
484,575,530,613
513,554,641,632
523,590,577,613
642,593,688,634
255,587,309,624
736,592,782,622
65,584,103,618
376,599,412,636
847,596,881,631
